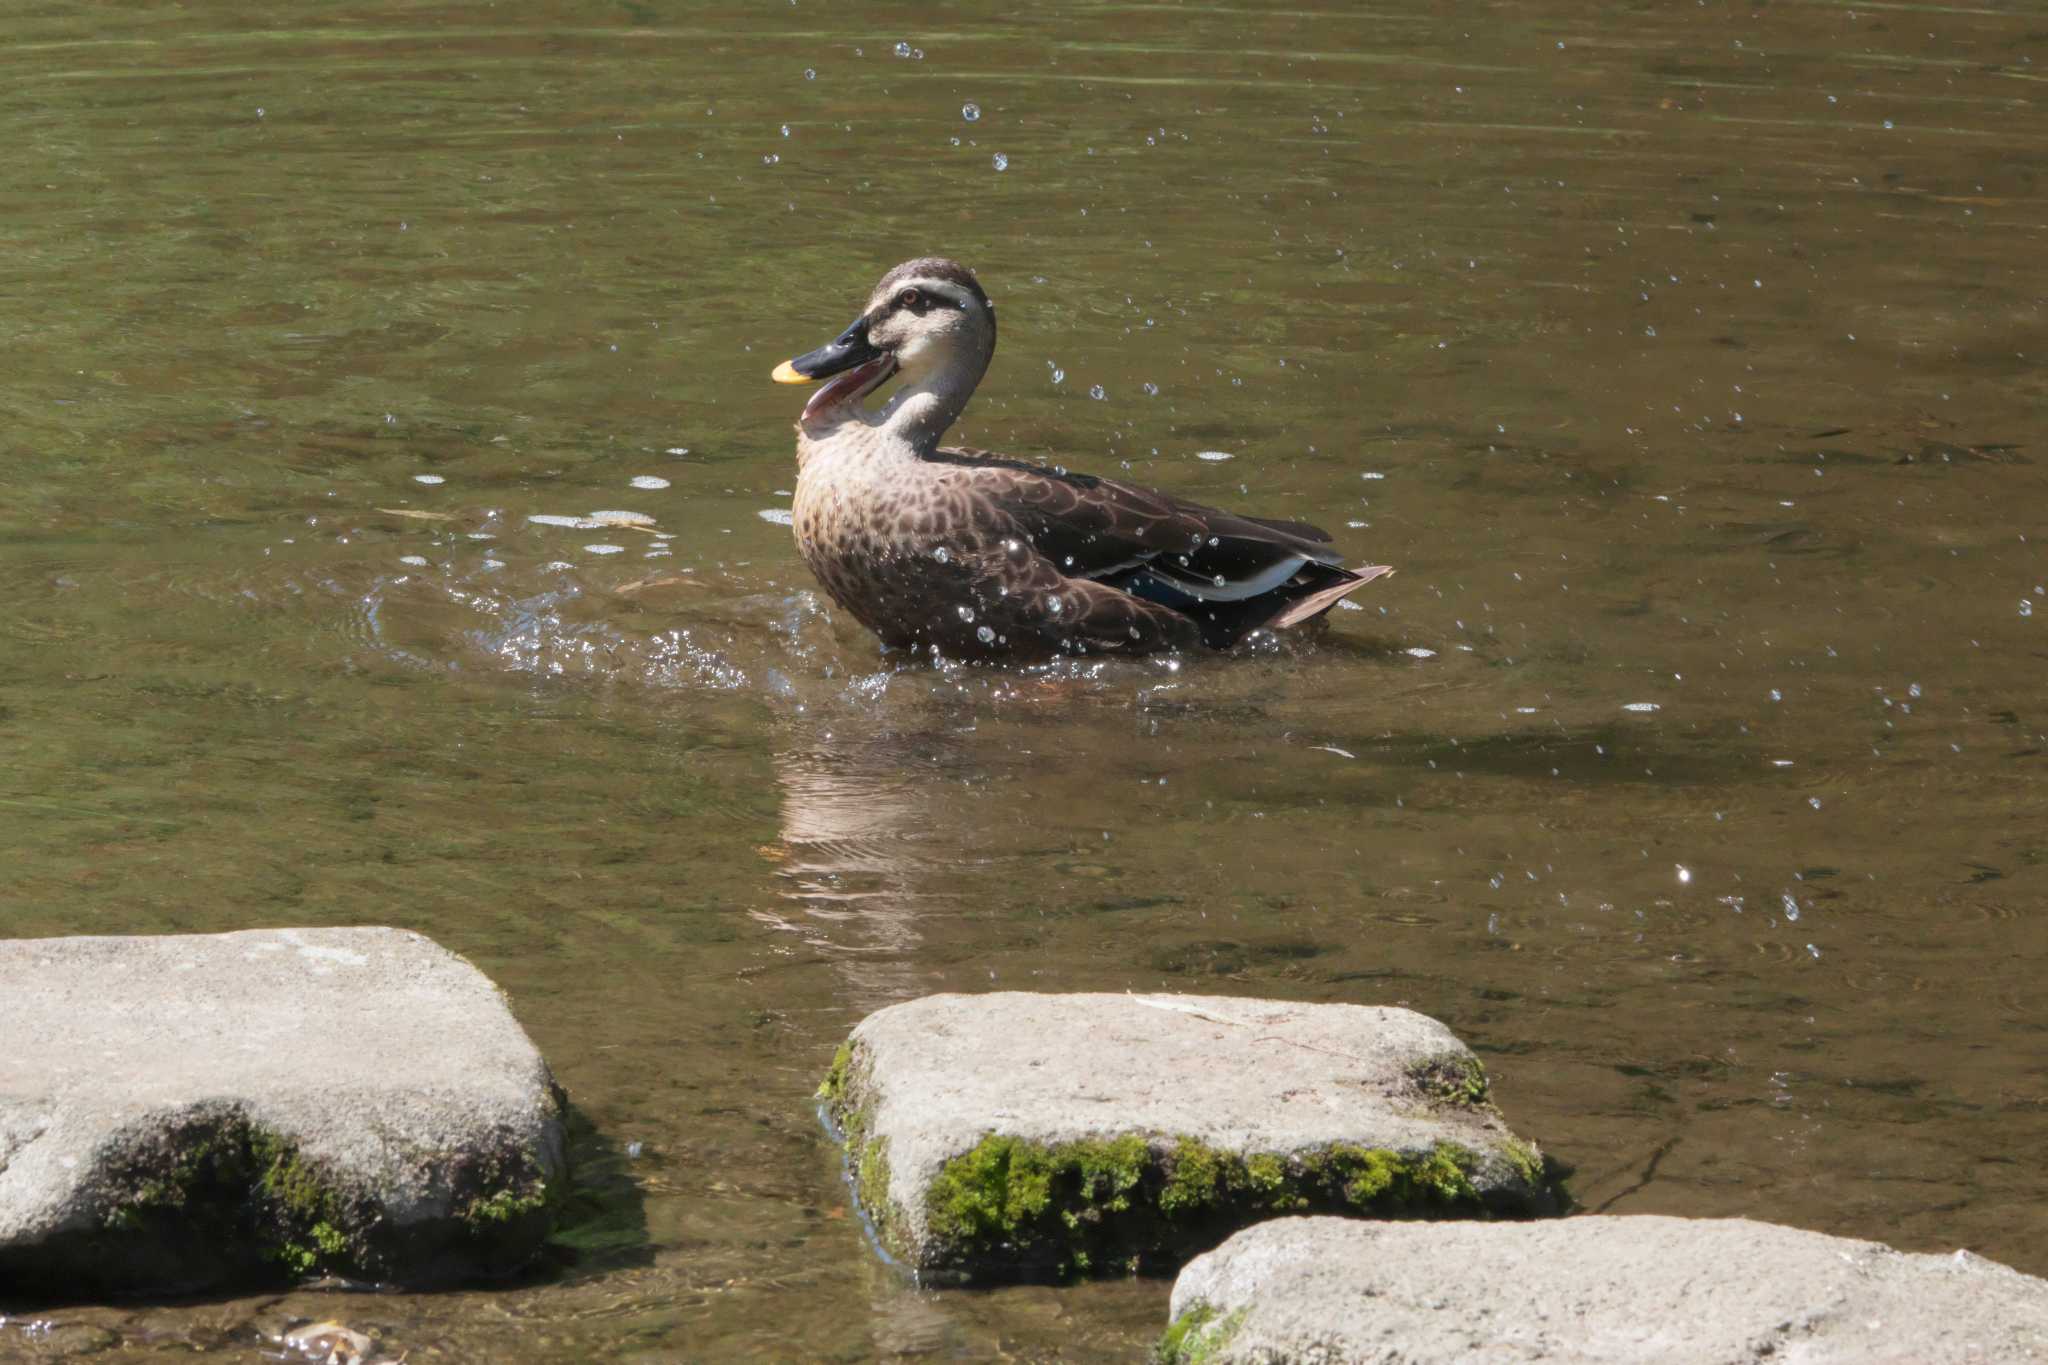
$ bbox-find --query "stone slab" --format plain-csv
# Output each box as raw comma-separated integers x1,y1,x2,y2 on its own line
1163,1215,2048,1363
819,992,1554,1283
0,928,567,1299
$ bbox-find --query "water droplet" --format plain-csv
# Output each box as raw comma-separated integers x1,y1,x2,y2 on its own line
1882,119,1894,130
804,67,817,80
1808,796,1823,810
932,546,950,563
1089,384,1106,400
1907,683,1921,699
962,102,981,122
1049,367,1064,385
2021,599,2034,618
956,605,975,622
762,153,780,165
992,152,1009,171
976,624,996,644
1047,595,1063,614
780,124,791,137
1769,688,1783,702
1142,382,1159,396
894,40,912,57
1781,892,1801,921
1676,865,1691,884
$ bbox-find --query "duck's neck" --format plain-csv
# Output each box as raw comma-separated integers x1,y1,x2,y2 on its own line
873,354,985,456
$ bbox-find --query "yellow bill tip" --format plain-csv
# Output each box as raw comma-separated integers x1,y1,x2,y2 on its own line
771,359,814,385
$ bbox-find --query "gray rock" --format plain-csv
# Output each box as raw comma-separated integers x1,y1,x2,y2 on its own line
818,992,1554,1283
0,928,567,1299
1163,1215,2048,1363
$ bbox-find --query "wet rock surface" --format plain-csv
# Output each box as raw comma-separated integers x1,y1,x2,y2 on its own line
1163,1215,2048,1363
0,928,567,1300
819,992,1555,1283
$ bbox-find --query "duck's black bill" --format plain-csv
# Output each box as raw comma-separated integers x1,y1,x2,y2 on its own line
771,316,880,384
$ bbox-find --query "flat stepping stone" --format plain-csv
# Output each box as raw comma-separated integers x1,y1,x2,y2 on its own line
0,928,567,1298
1163,1215,2048,1363
818,992,1554,1283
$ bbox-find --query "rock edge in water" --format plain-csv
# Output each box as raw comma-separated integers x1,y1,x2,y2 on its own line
817,992,1560,1283
1162,1215,2048,1364
0,928,567,1299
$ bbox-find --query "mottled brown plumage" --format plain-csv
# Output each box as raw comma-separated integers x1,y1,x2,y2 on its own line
773,258,1391,661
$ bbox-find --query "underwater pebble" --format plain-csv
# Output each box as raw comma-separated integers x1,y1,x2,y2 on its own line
588,510,656,527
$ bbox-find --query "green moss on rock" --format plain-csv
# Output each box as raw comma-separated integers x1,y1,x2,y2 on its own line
0,1104,563,1298
817,1037,1552,1282
817,1042,854,1101
897,1129,1512,1278
1155,1303,1248,1365
1409,1053,1491,1108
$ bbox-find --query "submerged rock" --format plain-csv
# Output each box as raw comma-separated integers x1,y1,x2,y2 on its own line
0,928,567,1299
818,992,1556,1283
1162,1215,2048,1363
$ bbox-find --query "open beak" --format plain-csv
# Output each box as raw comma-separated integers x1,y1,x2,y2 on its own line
772,314,898,424
772,315,881,384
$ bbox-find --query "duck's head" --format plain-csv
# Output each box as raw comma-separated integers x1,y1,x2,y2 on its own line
773,257,997,428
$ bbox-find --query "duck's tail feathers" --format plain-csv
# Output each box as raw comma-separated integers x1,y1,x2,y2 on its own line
1268,564,1395,631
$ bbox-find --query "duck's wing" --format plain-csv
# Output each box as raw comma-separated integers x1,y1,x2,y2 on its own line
931,445,1343,589
933,445,1390,648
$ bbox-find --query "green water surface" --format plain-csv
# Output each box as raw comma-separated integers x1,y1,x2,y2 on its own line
3,0,2045,1358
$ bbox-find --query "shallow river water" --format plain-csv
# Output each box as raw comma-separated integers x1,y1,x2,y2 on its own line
3,0,2046,1359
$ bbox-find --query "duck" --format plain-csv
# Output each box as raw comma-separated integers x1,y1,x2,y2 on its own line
770,257,1391,661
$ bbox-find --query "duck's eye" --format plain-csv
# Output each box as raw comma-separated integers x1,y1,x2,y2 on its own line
899,289,922,310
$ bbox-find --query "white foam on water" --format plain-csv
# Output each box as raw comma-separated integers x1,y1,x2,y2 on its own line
529,514,601,529
758,508,794,526
1195,450,1234,462
583,544,626,555
412,474,445,485
630,475,671,490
